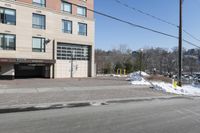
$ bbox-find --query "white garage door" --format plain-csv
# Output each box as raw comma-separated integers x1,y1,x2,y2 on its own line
55,43,90,78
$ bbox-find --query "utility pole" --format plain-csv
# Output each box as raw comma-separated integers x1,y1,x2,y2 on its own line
178,0,182,86
140,49,143,76
140,51,142,76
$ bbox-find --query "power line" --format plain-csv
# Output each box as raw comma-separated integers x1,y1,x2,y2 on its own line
113,0,200,43
183,39,200,48
70,2,200,49
88,7,178,39
91,7,200,48
183,30,200,42
114,0,178,27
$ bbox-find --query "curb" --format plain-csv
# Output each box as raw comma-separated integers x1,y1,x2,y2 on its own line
107,95,192,103
0,102,92,114
0,96,193,114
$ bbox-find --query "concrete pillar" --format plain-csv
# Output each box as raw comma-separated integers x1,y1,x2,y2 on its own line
0,64,15,80
90,44,95,77
50,64,54,79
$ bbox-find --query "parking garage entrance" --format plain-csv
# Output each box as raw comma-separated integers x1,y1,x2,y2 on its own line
0,58,55,80
14,64,51,79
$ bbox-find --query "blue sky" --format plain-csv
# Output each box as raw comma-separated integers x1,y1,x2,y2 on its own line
94,0,200,51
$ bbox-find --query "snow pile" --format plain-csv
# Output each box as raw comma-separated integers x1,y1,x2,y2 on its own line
131,78,151,85
153,82,200,96
127,71,150,85
127,71,200,96
139,71,150,77
127,71,149,80
129,71,150,77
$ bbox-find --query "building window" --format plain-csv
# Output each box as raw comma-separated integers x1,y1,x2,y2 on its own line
33,0,46,7
77,6,87,17
0,33,16,50
0,7,16,25
32,13,45,29
78,23,87,36
32,37,45,52
61,1,72,13
57,43,90,60
62,20,72,34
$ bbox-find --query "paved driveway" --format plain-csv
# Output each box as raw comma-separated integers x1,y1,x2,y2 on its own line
0,77,129,89
0,77,169,107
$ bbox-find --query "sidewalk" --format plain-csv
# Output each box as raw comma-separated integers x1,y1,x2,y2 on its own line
0,77,177,113
0,85,167,106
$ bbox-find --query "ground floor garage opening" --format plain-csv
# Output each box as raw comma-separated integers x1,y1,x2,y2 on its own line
0,58,55,80
15,64,51,79
55,43,92,78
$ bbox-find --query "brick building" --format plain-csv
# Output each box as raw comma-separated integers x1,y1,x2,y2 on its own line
0,0,95,79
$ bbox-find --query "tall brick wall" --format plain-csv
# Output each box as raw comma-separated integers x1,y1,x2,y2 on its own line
16,0,94,19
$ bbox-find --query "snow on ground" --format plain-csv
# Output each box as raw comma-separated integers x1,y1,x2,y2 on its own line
128,71,151,85
153,82,200,96
131,79,151,85
127,71,149,80
128,71,150,78
97,74,127,77
128,71,200,96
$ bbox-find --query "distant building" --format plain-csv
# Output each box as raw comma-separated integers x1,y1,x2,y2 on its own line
0,0,95,79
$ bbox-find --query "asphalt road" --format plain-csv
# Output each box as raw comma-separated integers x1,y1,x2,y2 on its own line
1,98,200,133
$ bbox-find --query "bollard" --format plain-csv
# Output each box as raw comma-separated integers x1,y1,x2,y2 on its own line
124,69,126,75
172,79,177,89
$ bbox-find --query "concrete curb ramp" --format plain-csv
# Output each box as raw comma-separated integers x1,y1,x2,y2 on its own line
0,96,192,114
